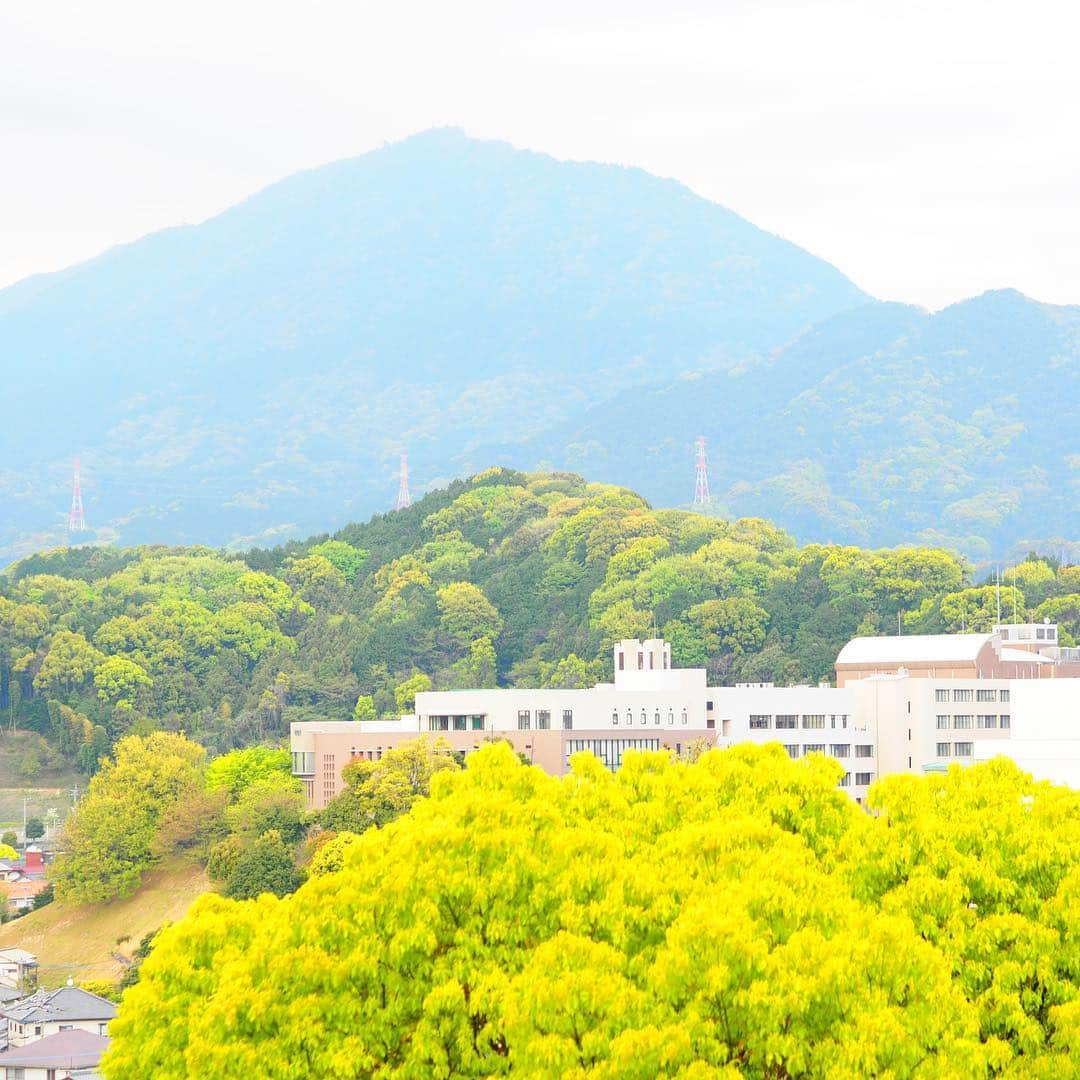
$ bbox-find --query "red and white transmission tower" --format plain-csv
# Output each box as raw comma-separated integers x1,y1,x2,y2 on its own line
68,456,88,534
693,437,711,507
396,452,412,511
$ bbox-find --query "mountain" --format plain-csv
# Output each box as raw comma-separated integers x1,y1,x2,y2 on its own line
0,129,1075,563
0,128,866,562
476,288,1080,558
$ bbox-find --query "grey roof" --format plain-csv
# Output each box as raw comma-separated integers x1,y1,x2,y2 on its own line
1,986,117,1024
0,949,38,966
0,1028,110,1068
0,985,25,1005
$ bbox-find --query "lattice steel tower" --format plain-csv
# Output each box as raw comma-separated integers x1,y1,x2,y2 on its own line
396,452,412,511
693,437,711,507
68,456,88,534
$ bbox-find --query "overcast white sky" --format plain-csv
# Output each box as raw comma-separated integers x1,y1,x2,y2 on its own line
2,0,1078,309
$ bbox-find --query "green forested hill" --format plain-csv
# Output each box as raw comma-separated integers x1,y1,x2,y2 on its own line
2,468,1077,774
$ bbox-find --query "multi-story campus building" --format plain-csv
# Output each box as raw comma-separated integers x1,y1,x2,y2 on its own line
291,623,1080,809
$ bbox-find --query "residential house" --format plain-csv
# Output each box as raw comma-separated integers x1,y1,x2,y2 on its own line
0,1028,109,1078
0,851,49,914
0,987,116,1049
0,951,37,992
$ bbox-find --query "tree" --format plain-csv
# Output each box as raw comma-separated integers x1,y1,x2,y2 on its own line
394,673,432,714
318,736,458,834
224,830,302,900
51,733,206,903
205,747,294,800
24,818,45,841
224,776,306,845
93,655,152,710
33,631,103,695
105,744,1007,1078
308,540,369,582
0,832,16,850
352,695,377,722
436,582,502,646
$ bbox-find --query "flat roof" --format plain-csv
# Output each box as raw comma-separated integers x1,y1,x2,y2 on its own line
836,634,991,667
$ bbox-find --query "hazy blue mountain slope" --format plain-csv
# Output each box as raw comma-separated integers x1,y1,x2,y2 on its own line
0,129,869,561
479,290,1080,558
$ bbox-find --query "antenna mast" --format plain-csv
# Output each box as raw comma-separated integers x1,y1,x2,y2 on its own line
67,457,88,535
693,437,711,507
395,452,412,511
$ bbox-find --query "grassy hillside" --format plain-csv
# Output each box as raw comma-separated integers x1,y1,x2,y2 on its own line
0,859,212,985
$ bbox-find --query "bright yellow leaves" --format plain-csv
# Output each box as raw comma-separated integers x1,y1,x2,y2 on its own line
104,745,1080,1078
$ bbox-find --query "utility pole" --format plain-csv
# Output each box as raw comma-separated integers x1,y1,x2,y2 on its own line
396,453,411,511
693,437,711,507
67,457,88,534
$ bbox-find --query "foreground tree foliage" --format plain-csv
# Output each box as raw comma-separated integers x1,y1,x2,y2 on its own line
103,744,1080,1078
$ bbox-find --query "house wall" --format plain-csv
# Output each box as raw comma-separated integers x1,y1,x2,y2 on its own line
7,1017,109,1048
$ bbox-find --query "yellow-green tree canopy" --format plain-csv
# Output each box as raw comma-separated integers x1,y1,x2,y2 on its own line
103,744,1080,1078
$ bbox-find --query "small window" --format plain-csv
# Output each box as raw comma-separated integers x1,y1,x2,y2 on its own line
681,709,688,725
935,689,950,703
855,744,873,758
1000,689,1011,703
936,715,949,730
839,772,851,787
535,710,550,730
953,715,973,729
612,710,619,726
783,744,800,759
953,689,973,702
626,710,633,726
749,715,771,730
618,651,624,671
517,710,531,730
453,715,467,731
471,715,485,730
936,742,951,757
1000,714,1011,729
654,710,660,725
829,744,850,758
667,710,674,725
640,710,647,726
977,689,997,702
562,710,573,730
954,742,973,758
804,743,825,754
801,714,825,729
856,772,872,786
775,715,797,730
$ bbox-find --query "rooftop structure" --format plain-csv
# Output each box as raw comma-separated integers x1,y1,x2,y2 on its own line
0,1027,109,1075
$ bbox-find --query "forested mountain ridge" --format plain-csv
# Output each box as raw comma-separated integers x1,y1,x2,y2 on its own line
0,128,867,563
2,468,1077,776
484,288,1080,559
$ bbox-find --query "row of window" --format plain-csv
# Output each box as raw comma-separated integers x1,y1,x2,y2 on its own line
783,744,873,760
935,714,1011,730
749,714,850,730
935,689,1010,703
566,738,663,771
610,708,689,727
838,772,874,787
937,742,974,758
429,715,488,732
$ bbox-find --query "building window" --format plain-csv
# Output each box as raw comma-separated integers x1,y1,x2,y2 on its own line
855,772,873,786
829,744,850,758
562,710,573,730
612,710,619,726
937,742,951,757
668,710,674,725
783,744,800,759
804,743,826,754
801,714,825,729
976,714,997,729
1000,689,1010,703
839,772,851,787
935,689,950,703
453,715,467,731
953,715,973,729
936,715,949,730
841,714,848,729
1037,627,1046,640
640,710,647,726
775,715,797,730
626,710,633,726
681,709,688,725
1000,714,1011,729
565,737,661,773
429,715,449,732
977,689,997,702
517,710,531,730
536,710,550,730
855,744,873,758
953,689,973,702
749,715,771,730
471,715,485,730
618,651,624,670
954,742,973,758
638,652,644,670
654,710,661,725
706,700,713,711
291,751,315,775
